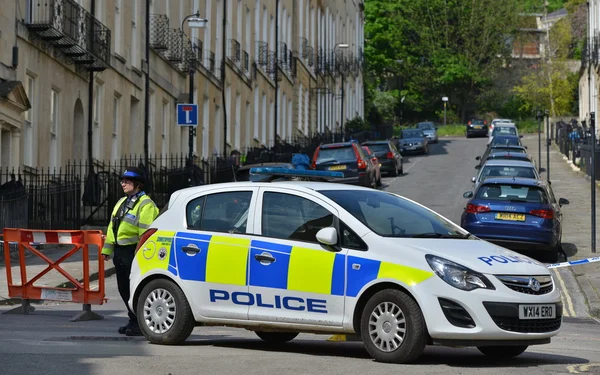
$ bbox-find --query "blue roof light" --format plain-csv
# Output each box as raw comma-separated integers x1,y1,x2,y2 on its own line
249,167,344,181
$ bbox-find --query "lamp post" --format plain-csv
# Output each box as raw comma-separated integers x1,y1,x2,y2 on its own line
592,111,597,253
537,109,542,173
335,43,349,140
442,96,448,126
545,109,550,181
181,12,208,162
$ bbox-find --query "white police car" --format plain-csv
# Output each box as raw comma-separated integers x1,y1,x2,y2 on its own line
129,168,561,364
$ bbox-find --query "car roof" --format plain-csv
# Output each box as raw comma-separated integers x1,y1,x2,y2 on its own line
490,144,525,150
479,177,548,188
493,123,517,128
320,142,356,148
481,159,535,167
362,140,389,144
168,180,378,204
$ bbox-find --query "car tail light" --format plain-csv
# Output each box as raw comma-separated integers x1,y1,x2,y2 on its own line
358,159,367,169
466,204,491,213
386,151,394,159
311,147,320,169
135,228,158,253
530,209,554,219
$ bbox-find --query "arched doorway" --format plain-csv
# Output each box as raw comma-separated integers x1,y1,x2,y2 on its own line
72,98,84,162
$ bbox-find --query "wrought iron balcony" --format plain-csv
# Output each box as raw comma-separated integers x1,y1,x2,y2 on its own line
25,0,111,71
256,41,269,67
150,14,169,51
300,37,309,59
228,39,241,63
205,50,216,75
242,50,249,73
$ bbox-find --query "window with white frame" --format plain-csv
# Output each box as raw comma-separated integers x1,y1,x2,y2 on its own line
214,104,221,154
149,91,155,156
269,99,274,147
112,95,120,160
245,100,251,147
281,92,286,139
236,0,242,46
23,75,35,167
287,98,292,139
204,0,212,54
262,93,267,144
50,89,59,170
216,0,223,62
131,0,139,67
203,96,210,158
115,0,122,55
226,84,232,145
93,83,103,159
245,6,251,60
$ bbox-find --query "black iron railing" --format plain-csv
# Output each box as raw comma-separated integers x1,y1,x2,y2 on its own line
242,50,249,73
150,14,169,50
206,50,216,74
300,37,309,59
25,0,111,70
256,41,269,66
229,39,241,62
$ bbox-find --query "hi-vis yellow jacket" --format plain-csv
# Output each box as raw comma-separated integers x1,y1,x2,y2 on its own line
101,194,159,255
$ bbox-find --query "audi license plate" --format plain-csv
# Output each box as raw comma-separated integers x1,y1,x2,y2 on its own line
496,213,526,221
518,304,555,320
329,165,346,171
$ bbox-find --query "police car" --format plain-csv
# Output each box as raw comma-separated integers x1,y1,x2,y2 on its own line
128,168,561,364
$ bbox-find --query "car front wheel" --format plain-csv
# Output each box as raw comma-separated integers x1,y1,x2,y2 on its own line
360,289,427,364
136,278,195,345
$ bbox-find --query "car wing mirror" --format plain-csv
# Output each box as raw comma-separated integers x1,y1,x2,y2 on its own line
559,198,569,206
519,135,523,138
463,191,474,198
316,227,338,246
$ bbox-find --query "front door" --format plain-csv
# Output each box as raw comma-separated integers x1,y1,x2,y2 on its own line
247,187,346,327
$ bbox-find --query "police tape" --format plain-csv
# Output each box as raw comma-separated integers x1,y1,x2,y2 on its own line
547,256,600,269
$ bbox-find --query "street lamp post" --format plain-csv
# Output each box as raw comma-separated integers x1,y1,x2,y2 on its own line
335,43,349,140
181,12,208,162
442,96,448,126
537,110,542,173
592,111,597,253
545,109,550,181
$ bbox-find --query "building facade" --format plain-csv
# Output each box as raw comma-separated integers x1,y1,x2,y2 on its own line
0,0,364,171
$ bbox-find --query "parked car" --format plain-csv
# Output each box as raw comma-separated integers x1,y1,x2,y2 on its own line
362,146,382,187
471,159,540,190
488,118,514,135
311,141,377,188
489,134,522,148
466,119,488,138
398,129,429,154
484,151,536,168
476,145,529,169
488,123,521,145
361,140,403,176
461,177,569,262
416,121,438,143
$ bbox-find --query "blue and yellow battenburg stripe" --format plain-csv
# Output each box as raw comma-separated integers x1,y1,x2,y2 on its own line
138,231,433,297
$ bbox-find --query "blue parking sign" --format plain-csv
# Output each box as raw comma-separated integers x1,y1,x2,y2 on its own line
177,103,198,126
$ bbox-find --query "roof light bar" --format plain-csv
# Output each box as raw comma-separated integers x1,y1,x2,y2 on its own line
249,167,344,182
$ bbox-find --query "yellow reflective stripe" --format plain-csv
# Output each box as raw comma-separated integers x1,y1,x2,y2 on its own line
287,246,335,294
377,261,434,286
205,236,250,286
136,230,175,275
117,236,139,245
122,215,137,226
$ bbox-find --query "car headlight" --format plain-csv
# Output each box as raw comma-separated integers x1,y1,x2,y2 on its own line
425,255,495,291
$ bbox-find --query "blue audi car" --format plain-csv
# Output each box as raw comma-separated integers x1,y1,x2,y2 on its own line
460,177,569,263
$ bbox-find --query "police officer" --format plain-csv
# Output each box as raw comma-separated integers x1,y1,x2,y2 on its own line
101,167,159,336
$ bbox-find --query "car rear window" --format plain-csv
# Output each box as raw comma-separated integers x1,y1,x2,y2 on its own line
316,146,356,162
480,166,536,179
490,148,526,154
491,136,520,146
364,144,390,153
475,184,548,203
417,123,434,130
492,127,517,136
471,120,485,125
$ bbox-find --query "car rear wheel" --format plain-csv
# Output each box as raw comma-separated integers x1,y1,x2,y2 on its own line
477,345,528,358
255,331,299,343
360,289,427,364
137,278,195,345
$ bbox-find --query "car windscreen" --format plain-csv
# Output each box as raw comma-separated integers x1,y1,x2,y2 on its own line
319,190,471,238
364,143,390,153
492,127,517,136
417,123,434,130
480,166,536,179
402,130,423,138
471,120,485,125
491,136,520,146
316,146,356,163
475,184,548,204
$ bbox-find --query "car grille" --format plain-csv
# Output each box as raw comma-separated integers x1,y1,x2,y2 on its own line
490,316,562,333
495,275,553,295
483,302,562,333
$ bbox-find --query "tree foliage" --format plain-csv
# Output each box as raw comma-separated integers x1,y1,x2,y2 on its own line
364,0,525,124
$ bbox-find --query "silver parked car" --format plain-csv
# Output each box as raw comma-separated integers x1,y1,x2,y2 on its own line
416,121,438,143
471,159,540,189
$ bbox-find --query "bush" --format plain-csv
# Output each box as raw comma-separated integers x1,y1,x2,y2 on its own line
437,124,466,137
516,118,541,134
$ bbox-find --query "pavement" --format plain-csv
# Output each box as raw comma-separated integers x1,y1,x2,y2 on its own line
520,134,600,318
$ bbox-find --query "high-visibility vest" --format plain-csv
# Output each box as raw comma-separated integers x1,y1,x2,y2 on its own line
101,193,159,255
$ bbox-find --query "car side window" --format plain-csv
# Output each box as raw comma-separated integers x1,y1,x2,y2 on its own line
186,191,253,234
341,221,367,250
262,192,335,243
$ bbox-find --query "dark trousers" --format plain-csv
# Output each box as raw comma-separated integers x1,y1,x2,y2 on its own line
113,244,138,326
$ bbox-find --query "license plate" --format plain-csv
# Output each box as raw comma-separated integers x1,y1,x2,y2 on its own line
474,125,482,129
496,213,526,221
519,304,555,320
329,165,346,171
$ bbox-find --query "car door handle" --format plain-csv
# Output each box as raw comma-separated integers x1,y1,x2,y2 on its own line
182,246,200,255
254,253,276,263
